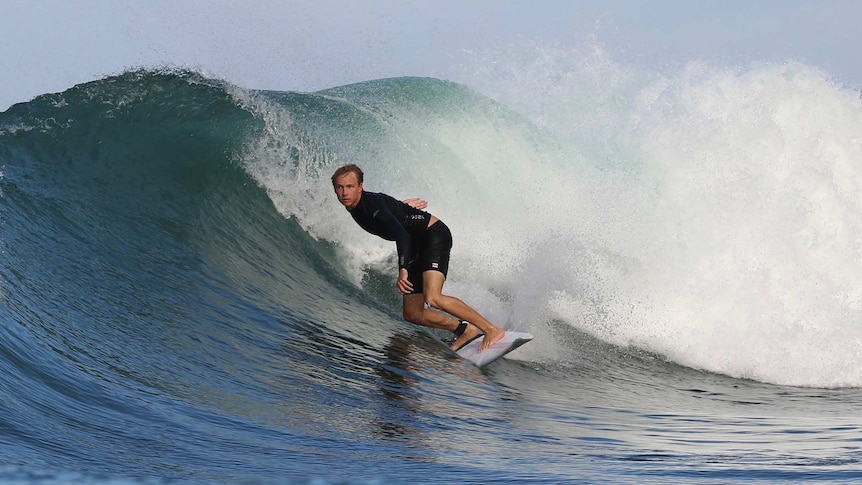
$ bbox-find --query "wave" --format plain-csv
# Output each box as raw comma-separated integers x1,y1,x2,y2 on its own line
0,69,362,434
1,66,861,399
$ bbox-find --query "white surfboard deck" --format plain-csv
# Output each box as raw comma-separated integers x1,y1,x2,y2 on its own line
455,331,533,368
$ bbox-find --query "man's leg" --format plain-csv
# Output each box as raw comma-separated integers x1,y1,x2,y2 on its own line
420,270,506,351
402,293,460,332
402,289,497,351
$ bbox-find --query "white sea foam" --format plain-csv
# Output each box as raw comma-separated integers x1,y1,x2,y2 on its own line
456,44,862,387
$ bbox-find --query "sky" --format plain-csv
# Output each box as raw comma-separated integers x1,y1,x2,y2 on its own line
2,0,862,111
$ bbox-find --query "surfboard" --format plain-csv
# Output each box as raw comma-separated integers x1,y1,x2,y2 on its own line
455,331,533,368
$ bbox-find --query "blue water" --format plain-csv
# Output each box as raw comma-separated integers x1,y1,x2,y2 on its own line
1,69,861,483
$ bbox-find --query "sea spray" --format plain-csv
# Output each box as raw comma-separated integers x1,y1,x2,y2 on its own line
616,61,862,387
459,42,862,386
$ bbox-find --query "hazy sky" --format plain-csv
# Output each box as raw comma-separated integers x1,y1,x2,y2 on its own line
2,0,861,111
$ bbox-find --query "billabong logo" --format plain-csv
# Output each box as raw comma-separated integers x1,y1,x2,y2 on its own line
431,263,439,269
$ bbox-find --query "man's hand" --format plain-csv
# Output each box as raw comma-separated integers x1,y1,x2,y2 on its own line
402,198,428,210
396,268,413,295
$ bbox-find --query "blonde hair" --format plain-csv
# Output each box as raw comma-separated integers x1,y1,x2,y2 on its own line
331,164,364,187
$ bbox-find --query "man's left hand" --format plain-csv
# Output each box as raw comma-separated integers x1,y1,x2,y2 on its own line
403,198,428,210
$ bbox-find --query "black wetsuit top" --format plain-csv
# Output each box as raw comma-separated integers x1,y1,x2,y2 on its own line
347,191,431,269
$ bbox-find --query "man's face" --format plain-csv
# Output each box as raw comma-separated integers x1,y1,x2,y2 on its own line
333,172,363,210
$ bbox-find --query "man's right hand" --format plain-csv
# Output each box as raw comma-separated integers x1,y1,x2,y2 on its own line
396,268,413,295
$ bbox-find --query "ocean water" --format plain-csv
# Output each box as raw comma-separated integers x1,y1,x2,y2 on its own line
1,67,861,484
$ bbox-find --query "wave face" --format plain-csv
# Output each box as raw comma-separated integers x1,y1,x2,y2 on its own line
1,68,862,482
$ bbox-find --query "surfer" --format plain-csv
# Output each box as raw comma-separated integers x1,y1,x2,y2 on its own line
332,164,506,352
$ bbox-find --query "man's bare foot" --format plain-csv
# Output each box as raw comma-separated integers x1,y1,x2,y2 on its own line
451,323,482,351
478,327,506,352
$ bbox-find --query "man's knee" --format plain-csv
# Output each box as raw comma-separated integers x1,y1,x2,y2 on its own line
403,293,426,324
424,294,445,310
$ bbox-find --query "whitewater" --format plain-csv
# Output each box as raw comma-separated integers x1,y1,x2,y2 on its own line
1,59,861,483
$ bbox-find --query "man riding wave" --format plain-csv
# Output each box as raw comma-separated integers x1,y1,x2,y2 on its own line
332,164,505,352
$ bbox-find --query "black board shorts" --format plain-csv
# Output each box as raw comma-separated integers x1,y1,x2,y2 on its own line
406,220,453,294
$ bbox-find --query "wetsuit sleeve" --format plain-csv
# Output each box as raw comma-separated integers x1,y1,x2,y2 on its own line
374,209,416,269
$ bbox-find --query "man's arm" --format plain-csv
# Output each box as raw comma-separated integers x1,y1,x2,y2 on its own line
373,207,416,270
